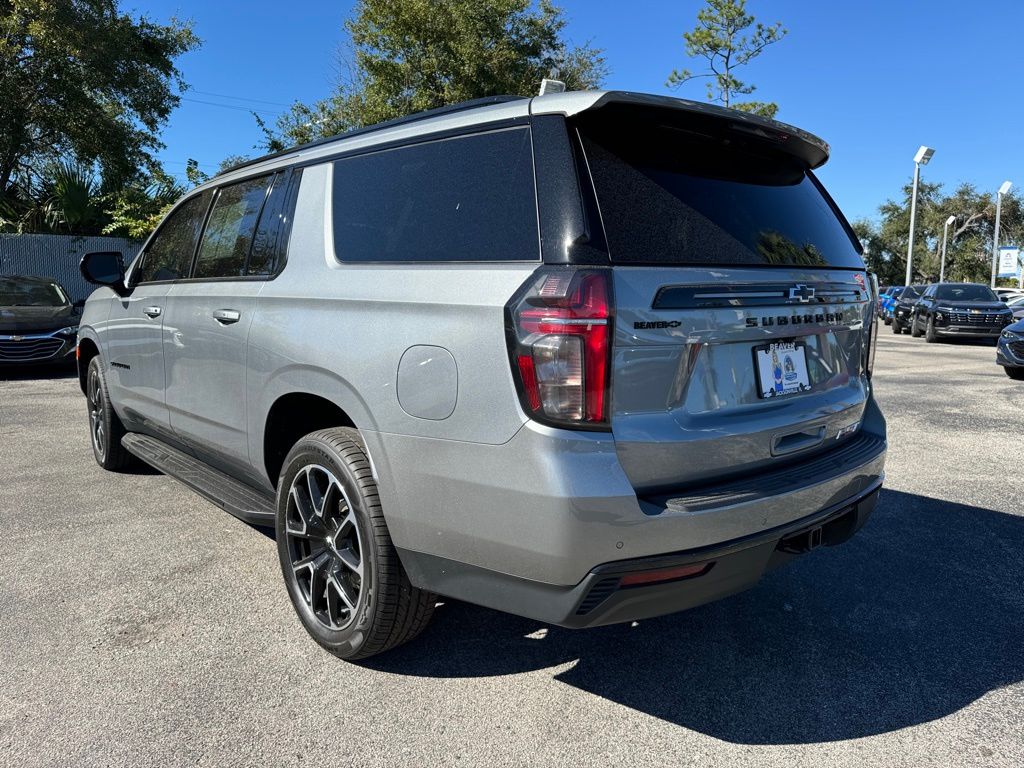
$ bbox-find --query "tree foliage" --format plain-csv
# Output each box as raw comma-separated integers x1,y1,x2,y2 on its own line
855,182,1024,286
0,0,199,198
666,0,786,119
268,0,607,149
101,171,185,239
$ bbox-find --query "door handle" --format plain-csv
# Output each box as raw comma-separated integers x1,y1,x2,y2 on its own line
143,306,162,318
212,309,241,325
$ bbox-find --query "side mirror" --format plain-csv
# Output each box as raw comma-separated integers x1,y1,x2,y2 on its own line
80,251,128,296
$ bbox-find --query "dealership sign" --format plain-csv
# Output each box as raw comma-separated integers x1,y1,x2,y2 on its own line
998,246,1021,278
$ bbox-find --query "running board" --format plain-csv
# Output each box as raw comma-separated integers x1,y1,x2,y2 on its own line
121,433,276,527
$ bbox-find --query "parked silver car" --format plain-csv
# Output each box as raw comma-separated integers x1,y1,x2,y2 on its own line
78,91,887,659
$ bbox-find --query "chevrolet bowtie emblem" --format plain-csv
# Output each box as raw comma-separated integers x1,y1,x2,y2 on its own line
788,284,816,303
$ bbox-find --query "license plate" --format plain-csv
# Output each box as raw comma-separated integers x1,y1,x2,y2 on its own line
753,340,811,398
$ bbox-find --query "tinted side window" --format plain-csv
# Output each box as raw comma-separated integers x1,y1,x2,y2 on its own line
331,127,538,263
193,175,273,279
247,171,296,276
134,192,211,283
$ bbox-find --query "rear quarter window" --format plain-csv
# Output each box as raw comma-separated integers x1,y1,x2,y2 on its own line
331,127,539,263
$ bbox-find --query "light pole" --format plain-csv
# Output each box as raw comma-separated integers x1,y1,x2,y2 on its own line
939,214,955,283
905,145,935,286
990,180,1012,288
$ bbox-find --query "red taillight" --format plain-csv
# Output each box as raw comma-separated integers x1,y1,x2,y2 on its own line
508,269,612,428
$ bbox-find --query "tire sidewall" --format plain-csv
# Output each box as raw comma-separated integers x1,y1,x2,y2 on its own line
275,438,378,657
87,356,113,467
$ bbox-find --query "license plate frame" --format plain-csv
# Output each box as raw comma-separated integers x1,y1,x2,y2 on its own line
753,340,812,399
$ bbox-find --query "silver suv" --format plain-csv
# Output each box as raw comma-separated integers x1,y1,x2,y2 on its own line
78,91,886,660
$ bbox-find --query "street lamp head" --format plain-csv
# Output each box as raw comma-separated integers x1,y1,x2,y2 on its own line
914,146,935,165
998,180,1012,196
946,215,956,226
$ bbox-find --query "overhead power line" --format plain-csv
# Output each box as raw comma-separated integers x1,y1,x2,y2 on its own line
180,97,283,116
190,89,293,108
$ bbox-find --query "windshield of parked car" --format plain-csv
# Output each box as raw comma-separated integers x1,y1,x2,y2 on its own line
900,286,922,299
934,284,998,302
0,279,69,307
1007,295,1024,306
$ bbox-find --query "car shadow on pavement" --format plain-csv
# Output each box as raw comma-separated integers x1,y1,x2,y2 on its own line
365,489,1024,744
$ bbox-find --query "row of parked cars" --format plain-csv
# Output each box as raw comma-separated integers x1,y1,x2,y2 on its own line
877,282,1024,379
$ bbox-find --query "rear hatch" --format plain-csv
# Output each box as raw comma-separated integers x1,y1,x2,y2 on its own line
573,104,871,493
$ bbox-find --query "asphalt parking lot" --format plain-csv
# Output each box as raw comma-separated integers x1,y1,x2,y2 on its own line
1,332,1022,767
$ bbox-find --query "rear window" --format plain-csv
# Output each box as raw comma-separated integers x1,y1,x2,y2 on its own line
331,127,538,263
577,114,863,268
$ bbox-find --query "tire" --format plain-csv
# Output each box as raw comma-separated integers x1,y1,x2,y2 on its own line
891,318,903,334
275,427,436,660
925,316,938,343
86,356,134,471
910,314,923,338
1005,367,1024,380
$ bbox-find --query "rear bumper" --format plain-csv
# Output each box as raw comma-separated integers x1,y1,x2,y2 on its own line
369,395,886,591
399,483,880,628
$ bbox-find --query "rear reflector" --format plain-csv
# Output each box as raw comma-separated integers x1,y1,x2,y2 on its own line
618,562,713,587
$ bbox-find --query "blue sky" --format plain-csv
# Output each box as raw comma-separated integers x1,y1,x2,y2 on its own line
139,0,1024,223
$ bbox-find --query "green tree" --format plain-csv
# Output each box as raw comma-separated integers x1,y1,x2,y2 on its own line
268,0,606,149
854,182,1024,286
666,0,786,119
0,160,106,234
0,0,200,199
101,170,185,239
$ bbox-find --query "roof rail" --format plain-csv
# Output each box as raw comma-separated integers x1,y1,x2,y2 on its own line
216,95,529,178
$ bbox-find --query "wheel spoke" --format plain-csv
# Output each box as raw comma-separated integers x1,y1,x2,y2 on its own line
306,467,328,516
331,573,360,614
287,484,325,538
292,549,331,607
326,573,357,626
337,546,362,577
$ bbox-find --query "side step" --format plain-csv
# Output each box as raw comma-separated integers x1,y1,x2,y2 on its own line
122,433,276,527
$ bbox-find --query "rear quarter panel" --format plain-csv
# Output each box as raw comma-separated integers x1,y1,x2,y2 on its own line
245,162,539,485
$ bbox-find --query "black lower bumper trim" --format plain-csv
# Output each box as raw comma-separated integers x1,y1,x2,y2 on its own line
397,481,881,629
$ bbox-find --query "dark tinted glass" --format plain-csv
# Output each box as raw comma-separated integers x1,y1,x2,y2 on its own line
935,284,998,302
578,118,863,268
331,128,538,262
194,175,272,279
134,192,211,283
901,285,922,299
247,171,294,276
0,278,68,307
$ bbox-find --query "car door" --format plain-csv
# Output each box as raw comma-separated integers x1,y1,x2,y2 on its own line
162,171,292,482
103,191,212,437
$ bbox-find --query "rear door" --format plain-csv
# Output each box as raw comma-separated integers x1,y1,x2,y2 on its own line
104,192,211,436
574,109,871,493
162,170,294,481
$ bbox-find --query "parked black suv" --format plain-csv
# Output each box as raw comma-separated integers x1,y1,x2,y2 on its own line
890,284,924,334
909,283,1013,342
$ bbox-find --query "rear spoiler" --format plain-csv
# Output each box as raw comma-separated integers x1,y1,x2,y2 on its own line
530,90,830,170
